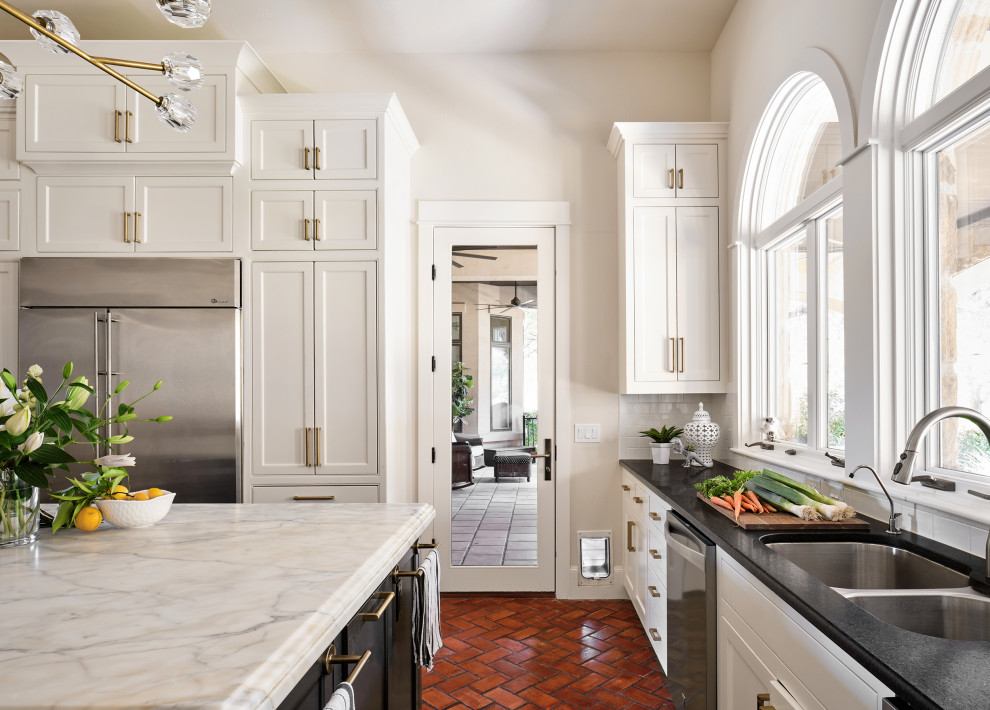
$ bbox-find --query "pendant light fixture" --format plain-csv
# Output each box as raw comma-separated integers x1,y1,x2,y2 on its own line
0,0,212,133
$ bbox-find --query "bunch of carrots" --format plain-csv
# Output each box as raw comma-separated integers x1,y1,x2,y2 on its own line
707,489,777,520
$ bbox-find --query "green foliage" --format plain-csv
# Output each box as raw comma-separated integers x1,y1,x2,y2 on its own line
640,425,684,443
694,470,760,498
451,362,475,425
523,411,538,447
51,467,129,533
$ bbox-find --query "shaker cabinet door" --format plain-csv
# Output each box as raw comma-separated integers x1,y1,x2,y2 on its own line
675,144,719,198
37,177,134,252
718,616,776,710
314,261,378,475
632,144,676,198
631,207,677,384
252,262,316,476
314,119,377,179
252,120,315,180
126,74,226,154
252,190,316,251
314,190,377,250
676,206,720,381
135,176,232,252
24,75,126,153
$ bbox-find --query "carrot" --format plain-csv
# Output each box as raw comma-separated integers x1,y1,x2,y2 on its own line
723,494,735,507
745,490,764,514
763,501,777,513
740,499,757,512
709,496,734,511
733,490,744,521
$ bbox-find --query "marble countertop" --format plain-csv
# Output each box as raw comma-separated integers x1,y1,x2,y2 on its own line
0,502,435,710
621,459,990,710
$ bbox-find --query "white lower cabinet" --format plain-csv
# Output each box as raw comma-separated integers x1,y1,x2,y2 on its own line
251,485,379,504
251,261,379,480
37,176,232,252
718,551,891,710
621,490,647,621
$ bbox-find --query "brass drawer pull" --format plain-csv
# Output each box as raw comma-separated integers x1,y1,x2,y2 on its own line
315,426,322,466
677,168,684,189
314,217,322,241
667,168,674,189
649,549,662,560
648,628,662,642
670,337,676,372
292,495,335,501
392,565,424,582
125,110,133,143
415,541,440,550
324,644,372,684
757,693,775,710
315,146,321,170
134,211,142,243
627,520,636,552
649,512,662,521
633,496,643,504
304,217,312,241
123,212,132,243
621,484,631,491
114,110,123,143
304,146,311,170
648,585,662,598
359,591,396,621
305,427,312,466
679,337,685,373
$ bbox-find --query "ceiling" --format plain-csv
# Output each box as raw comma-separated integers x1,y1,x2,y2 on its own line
0,0,738,54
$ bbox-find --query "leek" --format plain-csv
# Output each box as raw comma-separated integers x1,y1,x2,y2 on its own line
760,469,856,518
746,481,822,521
750,474,844,521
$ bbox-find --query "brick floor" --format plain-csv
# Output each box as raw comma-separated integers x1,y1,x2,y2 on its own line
422,596,673,710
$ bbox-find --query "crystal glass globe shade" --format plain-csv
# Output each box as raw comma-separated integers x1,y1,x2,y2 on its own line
0,60,23,100
156,0,211,29
30,10,80,55
162,52,204,92
156,93,197,133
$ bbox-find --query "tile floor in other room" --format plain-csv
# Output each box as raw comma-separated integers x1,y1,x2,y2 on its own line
422,596,671,710
451,467,537,566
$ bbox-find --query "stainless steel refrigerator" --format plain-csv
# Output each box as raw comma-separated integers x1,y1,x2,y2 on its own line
18,257,240,503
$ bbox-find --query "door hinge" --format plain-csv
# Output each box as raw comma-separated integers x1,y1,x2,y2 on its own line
431,447,436,463
431,355,436,372
431,264,436,281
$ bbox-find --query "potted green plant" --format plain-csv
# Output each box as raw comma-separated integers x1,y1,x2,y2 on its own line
640,425,684,465
451,362,475,426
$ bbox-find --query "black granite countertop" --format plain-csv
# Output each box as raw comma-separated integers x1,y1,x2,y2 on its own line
620,458,990,710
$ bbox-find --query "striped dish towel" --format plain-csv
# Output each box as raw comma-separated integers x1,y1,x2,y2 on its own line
412,549,443,669
323,681,355,710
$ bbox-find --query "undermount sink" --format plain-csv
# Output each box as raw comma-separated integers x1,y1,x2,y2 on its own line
844,591,990,642
762,540,971,590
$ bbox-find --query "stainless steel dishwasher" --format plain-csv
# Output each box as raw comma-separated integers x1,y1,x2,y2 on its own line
665,510,716,710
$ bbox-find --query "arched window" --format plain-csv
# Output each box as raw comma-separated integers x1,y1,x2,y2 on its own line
914,0,990,116
743,73,845,452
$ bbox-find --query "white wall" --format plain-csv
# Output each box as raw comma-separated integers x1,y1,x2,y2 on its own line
258,50,711,594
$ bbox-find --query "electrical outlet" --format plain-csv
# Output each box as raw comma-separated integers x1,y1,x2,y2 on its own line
574,424,601,443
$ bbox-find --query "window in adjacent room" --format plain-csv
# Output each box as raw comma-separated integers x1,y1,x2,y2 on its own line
490,315,511,431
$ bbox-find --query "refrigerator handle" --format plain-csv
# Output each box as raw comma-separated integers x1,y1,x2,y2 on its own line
94,312,103,458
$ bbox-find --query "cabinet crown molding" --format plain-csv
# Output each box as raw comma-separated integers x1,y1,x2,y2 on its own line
607,122,729,157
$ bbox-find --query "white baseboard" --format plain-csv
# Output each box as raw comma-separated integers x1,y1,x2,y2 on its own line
557,565,630,600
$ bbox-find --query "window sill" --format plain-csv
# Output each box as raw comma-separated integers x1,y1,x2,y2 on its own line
729,446,844,481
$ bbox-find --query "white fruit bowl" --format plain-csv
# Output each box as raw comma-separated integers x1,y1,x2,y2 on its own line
95,491,176,529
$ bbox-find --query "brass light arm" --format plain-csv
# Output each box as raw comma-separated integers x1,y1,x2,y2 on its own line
0,0,163,105
90,56,166,73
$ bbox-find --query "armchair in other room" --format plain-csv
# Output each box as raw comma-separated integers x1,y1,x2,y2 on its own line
453,434,485,470
452,442,474,489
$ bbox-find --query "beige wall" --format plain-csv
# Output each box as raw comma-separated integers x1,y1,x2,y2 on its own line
260,50,710,593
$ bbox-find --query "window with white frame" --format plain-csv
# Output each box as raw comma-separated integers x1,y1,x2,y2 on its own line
749,73,845,452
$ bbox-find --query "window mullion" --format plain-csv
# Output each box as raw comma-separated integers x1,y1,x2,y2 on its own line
806,220,821,452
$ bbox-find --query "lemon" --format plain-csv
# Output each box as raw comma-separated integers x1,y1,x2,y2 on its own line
112,492,129,500
132,492,149,501
147,488,165,499
74,506,102,532
111,484,128,494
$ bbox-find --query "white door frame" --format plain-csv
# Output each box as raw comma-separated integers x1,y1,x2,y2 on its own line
416,201,571,595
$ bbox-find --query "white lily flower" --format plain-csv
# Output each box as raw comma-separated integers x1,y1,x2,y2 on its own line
17,431,43,454
94,454,136,467
27,364,42,379
6,405,30,437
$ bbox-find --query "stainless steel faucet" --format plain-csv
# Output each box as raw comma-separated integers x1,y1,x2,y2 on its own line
849,465,900,534
893,406,990,577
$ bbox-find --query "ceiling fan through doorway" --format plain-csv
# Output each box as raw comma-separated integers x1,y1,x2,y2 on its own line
476,282,536,313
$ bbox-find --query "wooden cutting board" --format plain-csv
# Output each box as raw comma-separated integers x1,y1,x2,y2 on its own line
696,492,870,530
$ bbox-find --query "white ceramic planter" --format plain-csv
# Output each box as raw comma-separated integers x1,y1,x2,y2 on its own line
651,443,672,465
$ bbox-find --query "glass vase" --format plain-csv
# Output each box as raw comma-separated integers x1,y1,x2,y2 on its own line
0,469,41,548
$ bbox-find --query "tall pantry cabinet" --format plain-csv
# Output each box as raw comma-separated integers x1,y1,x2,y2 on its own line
608,123,728,394
245,95,419,505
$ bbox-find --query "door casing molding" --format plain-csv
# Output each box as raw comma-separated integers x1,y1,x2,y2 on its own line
416,201,572,596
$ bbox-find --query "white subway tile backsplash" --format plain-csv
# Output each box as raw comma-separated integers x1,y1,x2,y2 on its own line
933,515,972,553
970,524,989,557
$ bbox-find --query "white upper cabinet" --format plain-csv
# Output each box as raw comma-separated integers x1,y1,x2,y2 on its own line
314,190,377,249
252,118,378,180
25,75,126,153
38,175,232,253
633,142,718,199
610,122,727,394
126,75,226,154
252,189,377,250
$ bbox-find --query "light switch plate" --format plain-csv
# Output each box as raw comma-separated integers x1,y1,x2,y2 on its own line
575,423,601,443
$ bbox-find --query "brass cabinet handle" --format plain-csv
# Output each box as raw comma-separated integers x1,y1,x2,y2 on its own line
756,694,775,710
679,337,685,373
649,628,662,642
304,218,311,241
649,549,662,560
305,427,312,466
125,110,133,144
123,212,132,243
304,146,311,170
648,585,662,598
114,110,123,143
359,591,396,621
633,496,644,504
315,146,321,170
315,426,322,465
627,520,636,552
292,495,335,501
314,217,322,241
392,566,424,581
133,211,141,243
621,484,631,491
678,168,684,189
649,512,662,521
670,337,676,372
668,168,674,189
415,541,440,550
324,645,372,684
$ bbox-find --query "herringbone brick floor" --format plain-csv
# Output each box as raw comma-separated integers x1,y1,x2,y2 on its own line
421,596,673,710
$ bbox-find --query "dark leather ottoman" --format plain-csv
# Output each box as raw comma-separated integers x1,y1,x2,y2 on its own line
493,450,532,481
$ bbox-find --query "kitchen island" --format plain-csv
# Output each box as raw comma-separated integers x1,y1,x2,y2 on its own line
0,502,435,709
